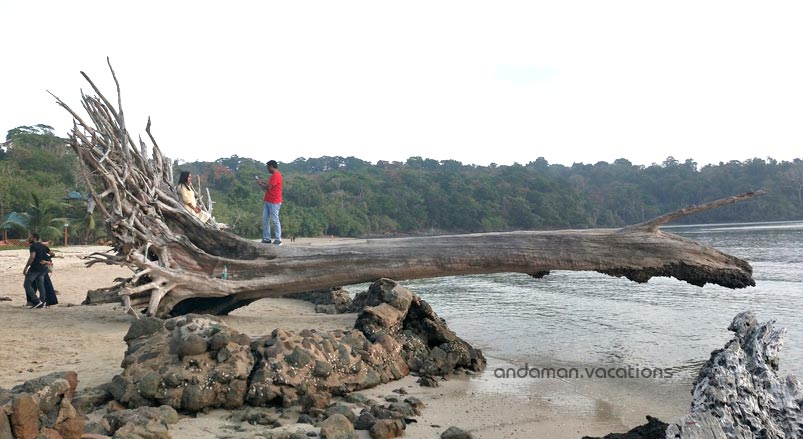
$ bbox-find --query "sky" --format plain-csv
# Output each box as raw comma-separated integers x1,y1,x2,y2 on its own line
2,1,802,167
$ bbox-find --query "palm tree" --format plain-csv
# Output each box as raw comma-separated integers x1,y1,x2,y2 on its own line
9,193,68,243
66,203,99,244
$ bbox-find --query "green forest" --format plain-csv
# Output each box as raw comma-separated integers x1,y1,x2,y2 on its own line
2,124,802,243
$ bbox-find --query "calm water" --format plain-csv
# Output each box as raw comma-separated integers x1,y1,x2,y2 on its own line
354,221,803,383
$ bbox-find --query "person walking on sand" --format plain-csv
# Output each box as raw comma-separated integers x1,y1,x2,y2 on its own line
256,160,283,245
23,232,53,309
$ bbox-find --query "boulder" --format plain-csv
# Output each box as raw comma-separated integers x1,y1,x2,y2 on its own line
113,314,254,412
319,413,356,439
441,426,474,439
355,279,486,376
0,371,84,439
369,419,404,439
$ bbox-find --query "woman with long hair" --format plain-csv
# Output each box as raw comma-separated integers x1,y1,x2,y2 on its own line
177,171,211,223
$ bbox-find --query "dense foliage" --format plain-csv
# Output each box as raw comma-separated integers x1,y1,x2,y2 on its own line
3,124,802,242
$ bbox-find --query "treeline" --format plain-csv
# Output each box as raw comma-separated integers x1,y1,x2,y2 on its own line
2,124,802,242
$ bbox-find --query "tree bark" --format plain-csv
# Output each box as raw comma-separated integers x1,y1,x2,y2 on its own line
53,60,761,318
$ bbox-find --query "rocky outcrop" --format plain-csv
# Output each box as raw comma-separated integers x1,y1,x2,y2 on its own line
586,311,803,439
108,314,255,412
0,371,84,439
112,279,485,415
355,279,486,376
247,328,409,407
667,311,803,439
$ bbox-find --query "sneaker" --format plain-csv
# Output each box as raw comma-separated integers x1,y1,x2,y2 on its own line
261,239,272,244
273,240,282,246
31,302,44,309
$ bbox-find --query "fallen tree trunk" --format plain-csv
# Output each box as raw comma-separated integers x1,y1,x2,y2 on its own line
54,60,761,318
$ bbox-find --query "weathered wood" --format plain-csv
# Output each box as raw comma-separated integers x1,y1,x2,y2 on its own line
53,61,761,318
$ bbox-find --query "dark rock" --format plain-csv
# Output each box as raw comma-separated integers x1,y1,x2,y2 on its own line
297,414,316,425
354,412,377,430
344,393,367,404
301,393,331,413
285,348,313,368
369,419,404,439
326,404,356,423
286,287,354,314
441,426,474,439
123,317,163,341
417,376,439,387
387,402,416,417
370,406,406,420
82,420,111,436
209,332,230,351
71,386,113,415
319,413,356,439
177,333,208,357
229,407,280,425
103,405,179,438
582,415,667,439
403,397,425,415
315,304,339,314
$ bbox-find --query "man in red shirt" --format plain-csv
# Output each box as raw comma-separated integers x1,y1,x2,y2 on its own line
257,160,283,245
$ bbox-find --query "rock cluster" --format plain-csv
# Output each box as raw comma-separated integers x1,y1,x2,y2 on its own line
108,314,254,412
110,278,484,416
0,371,84,439
248,326,409,407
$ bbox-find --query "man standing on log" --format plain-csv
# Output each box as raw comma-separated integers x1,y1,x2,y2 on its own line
257,160,283,245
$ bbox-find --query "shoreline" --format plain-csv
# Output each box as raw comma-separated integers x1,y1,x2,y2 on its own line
0,243,689,438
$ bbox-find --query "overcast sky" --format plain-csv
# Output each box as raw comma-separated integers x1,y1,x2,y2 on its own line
2,1,802,167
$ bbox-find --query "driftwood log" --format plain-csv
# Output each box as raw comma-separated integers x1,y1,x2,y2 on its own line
54,60,760,318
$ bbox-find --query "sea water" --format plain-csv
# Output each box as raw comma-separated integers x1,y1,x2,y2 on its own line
344,221,803,423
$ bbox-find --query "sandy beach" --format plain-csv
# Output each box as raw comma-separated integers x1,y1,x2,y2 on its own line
0,242,684,438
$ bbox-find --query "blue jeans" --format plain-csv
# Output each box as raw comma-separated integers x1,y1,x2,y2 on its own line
24,270,46,305
262,202,282,241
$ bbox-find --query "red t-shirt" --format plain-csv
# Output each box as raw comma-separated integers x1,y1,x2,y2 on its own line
264,170,283,203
